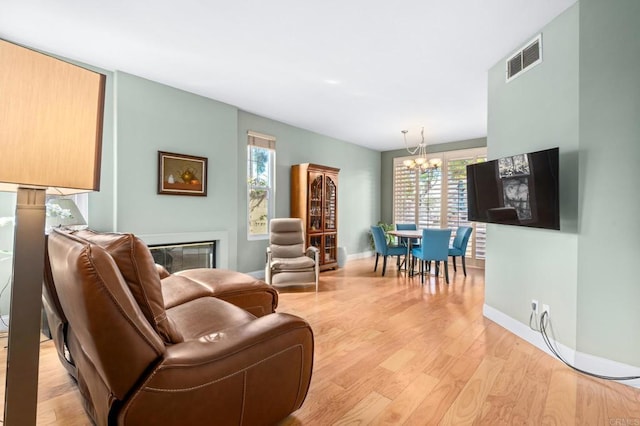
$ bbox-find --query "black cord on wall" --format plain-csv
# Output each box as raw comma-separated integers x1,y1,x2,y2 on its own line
538,311,640,381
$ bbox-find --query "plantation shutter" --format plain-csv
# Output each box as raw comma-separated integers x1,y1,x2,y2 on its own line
472,156,487,260
418,169,441,228
393,162,417,224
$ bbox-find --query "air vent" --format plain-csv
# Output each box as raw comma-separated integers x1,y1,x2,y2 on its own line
506,34,542,82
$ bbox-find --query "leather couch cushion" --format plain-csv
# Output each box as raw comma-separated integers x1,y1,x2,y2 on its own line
166,297,256,341
161,274,213,309
73,229,183,344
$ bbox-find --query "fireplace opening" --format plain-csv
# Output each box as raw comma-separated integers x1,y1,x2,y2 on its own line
148,241,216,273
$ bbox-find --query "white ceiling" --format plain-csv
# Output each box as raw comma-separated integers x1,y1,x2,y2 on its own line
1,0,576,151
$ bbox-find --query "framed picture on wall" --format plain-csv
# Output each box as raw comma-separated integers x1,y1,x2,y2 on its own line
158,151,207,196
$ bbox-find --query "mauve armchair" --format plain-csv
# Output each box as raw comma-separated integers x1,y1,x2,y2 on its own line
266,218,320,292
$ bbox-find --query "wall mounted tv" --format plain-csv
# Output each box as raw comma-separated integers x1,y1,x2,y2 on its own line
466,147,559,230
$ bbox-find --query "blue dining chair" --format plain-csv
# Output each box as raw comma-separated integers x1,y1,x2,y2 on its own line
370,225,406,276
448,226,473,276
411,228,452,284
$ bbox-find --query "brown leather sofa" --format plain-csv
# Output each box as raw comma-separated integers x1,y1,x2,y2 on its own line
43,228,314,425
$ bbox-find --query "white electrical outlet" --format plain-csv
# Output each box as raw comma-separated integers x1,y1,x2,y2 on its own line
542,304,550,316
531,299,539,314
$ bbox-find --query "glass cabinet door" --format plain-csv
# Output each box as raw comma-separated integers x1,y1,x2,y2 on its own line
309,173,323,232
323,234,336,263
309,234,322,252
324,176,337,231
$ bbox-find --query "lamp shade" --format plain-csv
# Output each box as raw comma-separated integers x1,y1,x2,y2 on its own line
0,39,105,193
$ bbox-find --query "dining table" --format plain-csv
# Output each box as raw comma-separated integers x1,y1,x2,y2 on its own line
387,229,423,276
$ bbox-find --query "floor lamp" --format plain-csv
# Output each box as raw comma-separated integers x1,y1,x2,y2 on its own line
0,39,105,425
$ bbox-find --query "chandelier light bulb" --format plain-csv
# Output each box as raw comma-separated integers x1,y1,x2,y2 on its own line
401,127,440,171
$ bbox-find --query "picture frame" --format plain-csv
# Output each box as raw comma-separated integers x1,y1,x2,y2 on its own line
158,151,207,196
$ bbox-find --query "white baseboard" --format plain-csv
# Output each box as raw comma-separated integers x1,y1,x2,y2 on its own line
348,250,374,260
483,304,640,388
245,270,265,279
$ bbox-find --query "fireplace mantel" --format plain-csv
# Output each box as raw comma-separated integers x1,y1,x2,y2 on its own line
138,230,228,269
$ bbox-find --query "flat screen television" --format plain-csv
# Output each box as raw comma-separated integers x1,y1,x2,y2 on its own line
466,147,559,230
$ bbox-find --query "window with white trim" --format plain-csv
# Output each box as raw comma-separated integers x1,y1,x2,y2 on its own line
247,131,275,240
393,147,487,261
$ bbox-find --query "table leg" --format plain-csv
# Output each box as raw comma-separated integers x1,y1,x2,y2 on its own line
407,239,413,276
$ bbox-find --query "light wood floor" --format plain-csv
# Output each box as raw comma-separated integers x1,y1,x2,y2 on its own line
2,257,640,424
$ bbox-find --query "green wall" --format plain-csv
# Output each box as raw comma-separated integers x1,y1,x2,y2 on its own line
486,4,580,348
576,0,640,365
237,112,381,272
487,0,640,368
380,137,487,224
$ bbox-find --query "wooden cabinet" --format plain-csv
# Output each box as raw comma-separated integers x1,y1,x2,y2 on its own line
291,163,340,270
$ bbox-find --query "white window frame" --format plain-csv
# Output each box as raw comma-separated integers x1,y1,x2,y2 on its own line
247,131,276,241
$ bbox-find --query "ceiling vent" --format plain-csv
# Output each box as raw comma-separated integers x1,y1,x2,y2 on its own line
506,34,542,82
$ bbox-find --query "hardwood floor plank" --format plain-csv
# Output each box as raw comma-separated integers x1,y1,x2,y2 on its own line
375,341,444,400
541,367,578,425
605,379,640,422
370,373,439,425
379,348,417,373
442,321,487,357
575,374,609,424
508,347,555,424
403,354,484,425
441,355,504,425
332,391,391,425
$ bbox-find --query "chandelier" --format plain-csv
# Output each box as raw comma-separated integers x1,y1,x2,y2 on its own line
401,127,442,170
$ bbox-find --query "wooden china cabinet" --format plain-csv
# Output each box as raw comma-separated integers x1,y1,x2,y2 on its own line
291,163,340,270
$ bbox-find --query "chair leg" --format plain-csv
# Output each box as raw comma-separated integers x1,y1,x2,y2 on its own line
452,256,457,272
374,253,379,272
382,256,387,276
444,261,449,284
420,260,425,284
462,256,467,276
435,261,440,278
